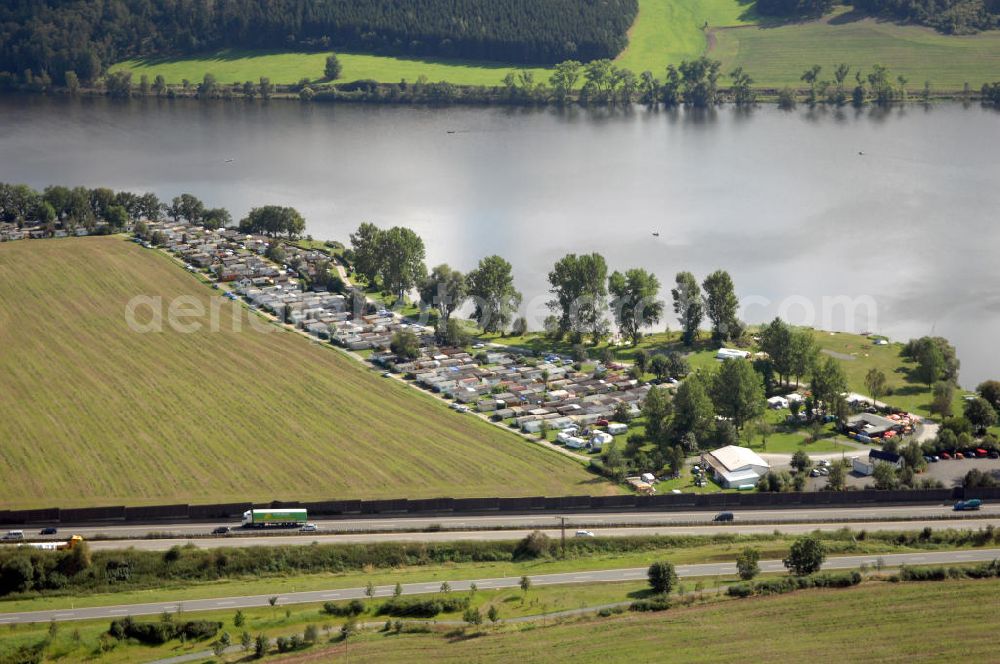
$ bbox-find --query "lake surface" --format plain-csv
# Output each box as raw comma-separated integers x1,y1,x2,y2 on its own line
1,96,998,386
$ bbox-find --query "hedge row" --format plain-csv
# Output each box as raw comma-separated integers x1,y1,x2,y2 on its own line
727,571,863,598
107,618,221,645
375,596,471,618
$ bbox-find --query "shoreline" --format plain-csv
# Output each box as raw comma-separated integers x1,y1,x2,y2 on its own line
2,84,992,109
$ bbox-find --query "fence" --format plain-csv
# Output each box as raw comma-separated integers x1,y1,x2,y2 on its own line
1,486,990,526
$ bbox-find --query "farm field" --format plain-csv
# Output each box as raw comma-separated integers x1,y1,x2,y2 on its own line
109,0,1000,92
0,237,611,509
313,578,1000,662
712,9,1000,90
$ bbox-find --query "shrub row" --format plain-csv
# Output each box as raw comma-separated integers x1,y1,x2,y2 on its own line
629,597,672,612
727,571,862,598
897,560,1000,582
322,599,366,616
107,618,221,645
375,596,471,618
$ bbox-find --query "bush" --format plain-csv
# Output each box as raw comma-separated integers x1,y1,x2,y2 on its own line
376,596,470,618
726,583,753,598
107,618,220,645
513,531,553,560
629,597,672,612
322,598,365,616
597,606,625,617
179,621,222,641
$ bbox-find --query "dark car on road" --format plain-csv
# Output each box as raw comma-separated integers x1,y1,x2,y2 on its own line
211,526,231,535
39,527,58,535
713,512,735,522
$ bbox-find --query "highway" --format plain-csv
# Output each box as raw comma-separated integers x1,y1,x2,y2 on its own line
1,548,997,625
12,504,999,543
84,517,1000,551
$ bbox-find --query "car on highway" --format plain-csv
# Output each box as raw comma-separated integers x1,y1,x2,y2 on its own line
574,530,596,538
2,530,24,541
39,527,58,535
713,512,734,522
954,499,982,511
300,523,318,532
211,526,231,535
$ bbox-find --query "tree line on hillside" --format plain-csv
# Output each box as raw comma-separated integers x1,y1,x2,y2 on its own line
849,0,999,34
0,0,637,87
754,0,998,34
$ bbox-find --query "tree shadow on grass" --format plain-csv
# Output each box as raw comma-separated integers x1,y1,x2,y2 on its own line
626,587,658,600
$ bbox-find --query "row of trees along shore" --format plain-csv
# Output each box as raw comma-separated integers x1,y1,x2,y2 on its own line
12,56,1000,108
0,184,306,242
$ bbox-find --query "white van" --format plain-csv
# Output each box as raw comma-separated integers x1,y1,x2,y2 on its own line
2,530,24,541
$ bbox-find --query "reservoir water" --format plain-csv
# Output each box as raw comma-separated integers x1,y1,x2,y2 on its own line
1,96,998,385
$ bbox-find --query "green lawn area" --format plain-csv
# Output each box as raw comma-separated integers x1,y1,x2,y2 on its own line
0,237,612,509
110,0,1000,92
809,329,965,417
0,578,727,663
615,0,755,73
314,578,1000,662
112,49,553,88
712,8,1000,90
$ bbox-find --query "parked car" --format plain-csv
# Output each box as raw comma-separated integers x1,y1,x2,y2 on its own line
211,526,231,535
810,468,820,477
713,512,735,522
574,530,596,538
940,452,951,460
955,452,965,459
39,527,58,535
300,523,318,532
989,451,1000,459
595,418,610,427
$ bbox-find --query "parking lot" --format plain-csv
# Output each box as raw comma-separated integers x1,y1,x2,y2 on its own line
807,457,1000,491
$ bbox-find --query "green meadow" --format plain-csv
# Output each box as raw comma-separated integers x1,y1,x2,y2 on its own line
0,237,611,509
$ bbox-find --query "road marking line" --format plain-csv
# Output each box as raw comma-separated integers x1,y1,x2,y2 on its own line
215,601,235,606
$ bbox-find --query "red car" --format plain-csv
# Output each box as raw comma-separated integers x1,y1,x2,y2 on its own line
940,452,951,460
596,419,609,427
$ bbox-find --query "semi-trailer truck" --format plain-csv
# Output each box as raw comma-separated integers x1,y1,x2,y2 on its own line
241,508,308,528
21,535,85,551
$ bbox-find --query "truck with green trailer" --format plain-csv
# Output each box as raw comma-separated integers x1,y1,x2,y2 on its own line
241,508,308,528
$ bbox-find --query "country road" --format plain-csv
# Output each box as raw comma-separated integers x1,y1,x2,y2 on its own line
1,549,997,626
11,503,997,544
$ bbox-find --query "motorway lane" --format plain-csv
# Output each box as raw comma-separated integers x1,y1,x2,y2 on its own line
13,504,999,541
85,518,1000,551
2,548,998,625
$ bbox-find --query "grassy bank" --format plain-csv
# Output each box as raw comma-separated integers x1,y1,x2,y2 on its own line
0,237,609,509
110,0,1000,92
316,577,1000,662
4,527,996,613
712,9,1000,90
